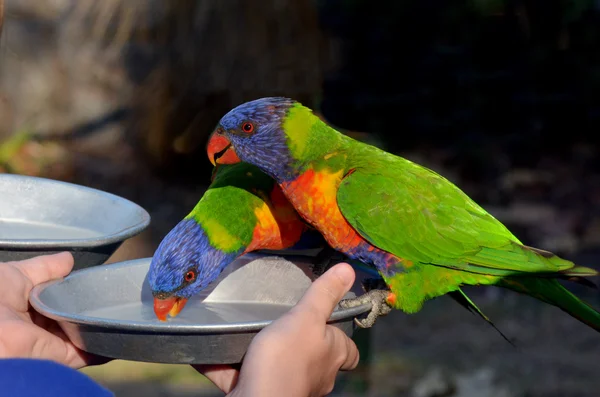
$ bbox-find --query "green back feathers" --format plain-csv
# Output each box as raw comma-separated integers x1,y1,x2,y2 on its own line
337,139,593,277
282,104,594,278
186,163,274,253
278,100,600,331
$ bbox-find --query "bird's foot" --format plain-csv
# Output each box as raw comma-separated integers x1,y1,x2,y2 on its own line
339,288,394,329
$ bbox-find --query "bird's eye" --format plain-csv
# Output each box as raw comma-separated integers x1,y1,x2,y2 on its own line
184,270,196,282
241,122,254,134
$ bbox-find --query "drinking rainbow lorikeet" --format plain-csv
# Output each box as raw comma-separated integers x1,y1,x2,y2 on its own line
148,162,328,321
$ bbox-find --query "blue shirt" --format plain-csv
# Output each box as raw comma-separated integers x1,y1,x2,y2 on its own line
0,358,114,397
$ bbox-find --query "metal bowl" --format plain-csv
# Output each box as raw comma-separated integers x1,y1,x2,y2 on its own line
30,254,373,365
0,174,150,269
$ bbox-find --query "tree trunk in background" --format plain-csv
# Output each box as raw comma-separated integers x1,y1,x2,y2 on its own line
0,0,12,140
117,0,337,179
0,0,4,38
0,0,338,181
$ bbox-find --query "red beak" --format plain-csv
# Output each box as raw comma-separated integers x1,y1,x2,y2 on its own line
207,132,240,166
153,296,189,321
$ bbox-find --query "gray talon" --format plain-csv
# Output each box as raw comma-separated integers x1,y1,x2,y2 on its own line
340,289,393,328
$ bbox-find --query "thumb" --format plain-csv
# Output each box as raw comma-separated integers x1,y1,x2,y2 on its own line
10,252,74,287
294,262,355,323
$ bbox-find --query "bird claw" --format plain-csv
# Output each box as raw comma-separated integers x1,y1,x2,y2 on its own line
339,289,393,328
312,253,392,328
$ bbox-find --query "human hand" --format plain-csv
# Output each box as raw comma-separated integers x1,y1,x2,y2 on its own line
195,262,360,396
0,252,104,368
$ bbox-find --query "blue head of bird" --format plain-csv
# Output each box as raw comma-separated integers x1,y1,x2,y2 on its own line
147,218,238,321
206,97,301,181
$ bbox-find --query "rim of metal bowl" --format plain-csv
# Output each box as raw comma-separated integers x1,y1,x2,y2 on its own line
29,258,372,334
0,174,151,249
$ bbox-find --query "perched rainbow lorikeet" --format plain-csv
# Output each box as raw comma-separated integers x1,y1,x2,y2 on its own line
147,162,326,321
206,97,600,332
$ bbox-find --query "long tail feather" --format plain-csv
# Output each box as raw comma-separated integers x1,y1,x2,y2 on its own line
499,277,600,332
559,264,598,277
560,275,598,290
449,289,515,346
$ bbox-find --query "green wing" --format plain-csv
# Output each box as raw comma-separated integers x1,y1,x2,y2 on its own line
336,160,580,276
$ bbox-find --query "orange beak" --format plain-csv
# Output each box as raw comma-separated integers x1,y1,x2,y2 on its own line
207,132,240,166
153,296,189,321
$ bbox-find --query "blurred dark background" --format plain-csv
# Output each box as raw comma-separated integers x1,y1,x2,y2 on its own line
2,0,600,396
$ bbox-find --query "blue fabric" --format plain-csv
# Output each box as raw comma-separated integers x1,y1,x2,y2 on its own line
0,358,114,397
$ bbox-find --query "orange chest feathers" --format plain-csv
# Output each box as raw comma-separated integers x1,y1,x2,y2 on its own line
245,184,306,253
280,168,365,251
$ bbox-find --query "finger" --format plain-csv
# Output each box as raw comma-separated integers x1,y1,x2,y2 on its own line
0,265,31,311
328,326,360,371
10,252,74,287
2,319,90,368
30,312,111,367
192,364,240,393
34,321,90,368
294,262,355,323
339,332,360,371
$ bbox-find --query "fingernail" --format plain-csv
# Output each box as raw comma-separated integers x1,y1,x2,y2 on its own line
333,263,354,286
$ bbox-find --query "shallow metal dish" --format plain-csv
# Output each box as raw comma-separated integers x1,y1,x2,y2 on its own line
30,254,373,365
0,174,150,269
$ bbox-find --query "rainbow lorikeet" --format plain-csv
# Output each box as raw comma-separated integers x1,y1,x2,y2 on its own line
205,97,600,332
147,162,324,321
